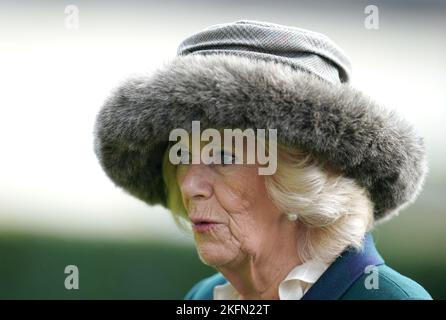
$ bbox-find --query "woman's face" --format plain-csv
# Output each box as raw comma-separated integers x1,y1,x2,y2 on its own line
176,142,284,268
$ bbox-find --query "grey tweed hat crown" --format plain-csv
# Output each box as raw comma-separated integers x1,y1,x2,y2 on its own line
177,20,352,84
94,20,427,222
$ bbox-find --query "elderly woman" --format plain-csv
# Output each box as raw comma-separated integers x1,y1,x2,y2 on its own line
94,20,432,300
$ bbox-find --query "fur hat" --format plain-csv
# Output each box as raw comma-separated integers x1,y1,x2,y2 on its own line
93,20,428,222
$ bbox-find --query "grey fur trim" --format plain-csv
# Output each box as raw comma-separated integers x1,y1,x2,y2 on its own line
93,54,428,221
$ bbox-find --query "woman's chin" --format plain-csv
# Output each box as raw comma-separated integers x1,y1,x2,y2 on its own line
196,242,238,267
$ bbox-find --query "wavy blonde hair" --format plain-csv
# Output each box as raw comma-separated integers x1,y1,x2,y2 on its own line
162,142,374,265
264,144,374,264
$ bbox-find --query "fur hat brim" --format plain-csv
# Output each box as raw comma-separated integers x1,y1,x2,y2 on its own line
93,54,428,221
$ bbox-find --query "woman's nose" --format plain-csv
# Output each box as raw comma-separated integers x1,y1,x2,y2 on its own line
179,164,213,201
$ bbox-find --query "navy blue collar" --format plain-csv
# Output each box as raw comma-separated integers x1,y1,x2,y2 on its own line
301,233,384,300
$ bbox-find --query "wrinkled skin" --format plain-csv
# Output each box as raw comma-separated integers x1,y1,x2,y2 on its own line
176,141,302,300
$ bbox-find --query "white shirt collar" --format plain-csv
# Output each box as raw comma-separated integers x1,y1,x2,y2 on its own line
213,259,329,300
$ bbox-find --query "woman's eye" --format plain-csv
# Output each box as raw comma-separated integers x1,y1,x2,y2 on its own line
220,150,236,165
178,148,191,164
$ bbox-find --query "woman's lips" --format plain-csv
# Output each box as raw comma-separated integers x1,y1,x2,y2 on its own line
190,217,221,233
192,222,220,233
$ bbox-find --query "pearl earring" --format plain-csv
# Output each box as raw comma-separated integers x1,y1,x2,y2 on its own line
287,213,298,221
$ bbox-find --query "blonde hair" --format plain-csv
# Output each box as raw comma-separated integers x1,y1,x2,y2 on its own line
162,142,374,264
162,148,191,232
264,144,374,264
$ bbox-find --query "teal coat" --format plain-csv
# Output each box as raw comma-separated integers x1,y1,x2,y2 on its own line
184,234,432,300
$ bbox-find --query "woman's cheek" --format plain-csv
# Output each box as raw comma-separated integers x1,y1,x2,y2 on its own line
215,179,253,215
208,168,263,256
